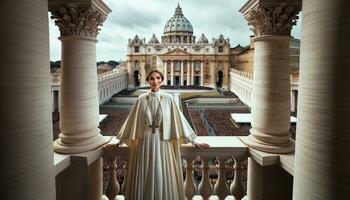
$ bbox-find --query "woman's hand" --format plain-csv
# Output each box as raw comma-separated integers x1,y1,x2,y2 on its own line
194,143,210,151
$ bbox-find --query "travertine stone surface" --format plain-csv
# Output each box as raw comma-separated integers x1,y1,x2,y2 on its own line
293,0,350,199
50,1,111,154
240,0,301,153
247,158,293,200
209,61,216,88
50,1,110,38
242,35,294,153
53,36,107,153
245,5,299,36
0,0,55,199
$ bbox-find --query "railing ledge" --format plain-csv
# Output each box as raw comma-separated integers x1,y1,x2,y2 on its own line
242,136,295,175
181,136,248,157
54,136,113,176
54,152,71,176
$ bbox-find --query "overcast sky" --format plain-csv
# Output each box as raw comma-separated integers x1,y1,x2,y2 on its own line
49,0,301,62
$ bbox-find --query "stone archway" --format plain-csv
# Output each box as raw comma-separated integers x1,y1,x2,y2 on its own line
217,71,223,88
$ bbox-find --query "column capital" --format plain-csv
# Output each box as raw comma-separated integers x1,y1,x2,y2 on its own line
240,0,301,36
49,0,111,38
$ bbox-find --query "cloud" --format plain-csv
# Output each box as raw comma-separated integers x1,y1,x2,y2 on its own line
107,5,161,30
49,0,301,61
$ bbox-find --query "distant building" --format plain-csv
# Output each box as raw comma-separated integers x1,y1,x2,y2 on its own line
234,36,300,75
126,4,244,90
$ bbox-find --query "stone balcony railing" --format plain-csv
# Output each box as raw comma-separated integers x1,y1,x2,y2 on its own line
103,136,248,200
229,69,299,112
104,136,247,200
98,69,127,82
54,136,294,200
229,69,253,107
51,69,127,86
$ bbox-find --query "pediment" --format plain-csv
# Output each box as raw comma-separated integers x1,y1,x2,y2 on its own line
163,48,191,56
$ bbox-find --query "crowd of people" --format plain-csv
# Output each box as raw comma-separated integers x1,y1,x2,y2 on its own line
99,107,131,136
188,110,209,136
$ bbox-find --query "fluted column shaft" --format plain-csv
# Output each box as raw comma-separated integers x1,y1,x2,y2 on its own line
0,0,55,199
293,0,350,199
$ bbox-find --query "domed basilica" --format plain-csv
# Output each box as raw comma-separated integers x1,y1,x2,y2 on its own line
126,4,242,90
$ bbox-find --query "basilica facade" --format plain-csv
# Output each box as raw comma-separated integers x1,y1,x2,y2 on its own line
126,4,240,90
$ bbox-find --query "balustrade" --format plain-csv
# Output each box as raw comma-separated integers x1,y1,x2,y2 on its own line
103,136,248,200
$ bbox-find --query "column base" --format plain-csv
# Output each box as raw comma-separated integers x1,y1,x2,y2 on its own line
54,132,110,154
241,129,295,154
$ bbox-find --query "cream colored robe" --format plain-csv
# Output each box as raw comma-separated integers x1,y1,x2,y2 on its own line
117,91,197,200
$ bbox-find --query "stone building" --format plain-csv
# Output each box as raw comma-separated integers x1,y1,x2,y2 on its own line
126,4,241,90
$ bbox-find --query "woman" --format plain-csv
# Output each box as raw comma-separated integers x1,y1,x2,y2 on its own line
116,67,209,200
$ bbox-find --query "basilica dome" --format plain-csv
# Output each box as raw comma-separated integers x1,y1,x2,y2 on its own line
163,4,193,34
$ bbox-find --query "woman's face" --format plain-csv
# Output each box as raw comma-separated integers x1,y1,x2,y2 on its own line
148,71,163,91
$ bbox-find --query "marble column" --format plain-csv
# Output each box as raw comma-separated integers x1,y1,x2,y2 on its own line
0,0,55,199
163,61,167,85
200,61,204,86
170,61,174,85
51,2,111,154
50,2,111,200
240,1,300,153
180,61,184,85
187,62,190,86
293,0,350,199
191,61,195,85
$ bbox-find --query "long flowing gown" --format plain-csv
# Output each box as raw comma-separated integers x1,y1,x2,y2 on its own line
117,90,196,200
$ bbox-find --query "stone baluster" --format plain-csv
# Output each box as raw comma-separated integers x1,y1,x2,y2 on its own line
184,157,197,200
230,156,245,200
105,159,120,200
214,157,229,200
121,157,129,195
198,158,212,200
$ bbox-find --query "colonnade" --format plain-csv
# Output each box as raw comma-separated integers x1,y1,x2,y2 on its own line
164,60,204,86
